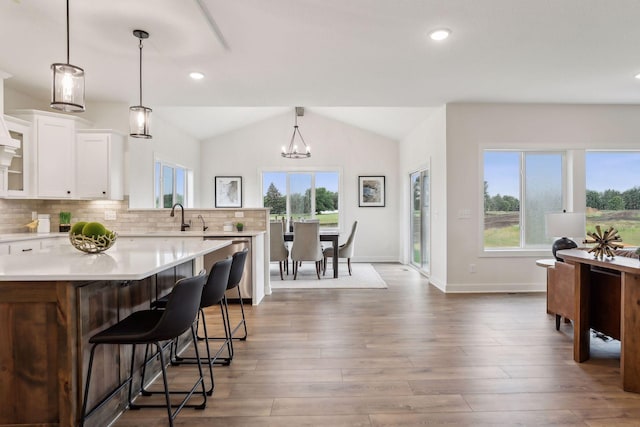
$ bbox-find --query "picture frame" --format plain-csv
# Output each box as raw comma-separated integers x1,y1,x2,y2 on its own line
358,175,385,207
215,176,243,208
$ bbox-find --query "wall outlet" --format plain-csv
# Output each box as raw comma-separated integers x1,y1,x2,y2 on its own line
104,210,117,220
234,211,244,218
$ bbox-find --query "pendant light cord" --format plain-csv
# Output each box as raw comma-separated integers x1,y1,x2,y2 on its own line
66,0,70,64
138,38,143,105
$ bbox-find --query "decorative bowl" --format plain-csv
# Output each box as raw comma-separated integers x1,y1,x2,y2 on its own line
69,232,117,253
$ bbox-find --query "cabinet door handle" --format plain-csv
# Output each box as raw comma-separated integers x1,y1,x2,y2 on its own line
22,248,33,252
67,190,71,194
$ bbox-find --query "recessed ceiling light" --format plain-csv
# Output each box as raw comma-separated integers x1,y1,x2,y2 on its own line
635,72,640,80
429,28,451,41
189,72,204,80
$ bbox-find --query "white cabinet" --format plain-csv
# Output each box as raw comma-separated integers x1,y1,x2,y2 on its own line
9,110,87,198
40,236,67,249
76,130,124,200
6,110,124,201
0,236,67,255
34,114,75,198
9,240,39,255
3,115,31,197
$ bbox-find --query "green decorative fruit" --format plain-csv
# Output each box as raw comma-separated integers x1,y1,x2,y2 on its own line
82,222,107,239
70,221,87,235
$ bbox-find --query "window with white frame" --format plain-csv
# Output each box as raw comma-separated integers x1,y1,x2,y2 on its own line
262,170,340,229
154,160,190,208
483,150,565,249
586,150,640,246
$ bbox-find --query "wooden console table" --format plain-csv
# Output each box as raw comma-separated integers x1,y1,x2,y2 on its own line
557,249,640,393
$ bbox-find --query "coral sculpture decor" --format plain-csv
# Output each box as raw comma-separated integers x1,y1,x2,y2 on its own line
583,225,623,260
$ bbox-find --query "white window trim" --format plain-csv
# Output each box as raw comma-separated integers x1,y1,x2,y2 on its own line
154,156,192,208
259,167,344,232
478,146,568,257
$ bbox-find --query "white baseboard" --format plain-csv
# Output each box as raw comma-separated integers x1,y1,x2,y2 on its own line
443,281,546,293
427,276,446,292
351,256,399,263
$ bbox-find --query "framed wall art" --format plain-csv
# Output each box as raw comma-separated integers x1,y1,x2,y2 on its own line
215,176,243,208
358,175,385,207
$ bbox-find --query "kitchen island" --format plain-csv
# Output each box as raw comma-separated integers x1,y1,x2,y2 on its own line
0,237,231,427
0,229,268,305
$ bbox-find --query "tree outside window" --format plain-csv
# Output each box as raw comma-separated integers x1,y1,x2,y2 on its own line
263,171,339,228
483,151,564,249
586,151,640,246
155,160,189,208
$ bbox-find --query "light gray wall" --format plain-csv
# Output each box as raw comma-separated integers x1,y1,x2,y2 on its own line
445,103,640,292
200,110,401,263
398,106,447,289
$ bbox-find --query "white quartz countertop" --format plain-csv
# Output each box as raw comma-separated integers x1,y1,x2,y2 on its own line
122,230,265,238
0,230,264,243
0,238,232,281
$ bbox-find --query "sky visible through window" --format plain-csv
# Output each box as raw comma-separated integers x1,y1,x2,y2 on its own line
586,152,640,192
486,152,640,197
263,172,339,193
484,152,519,197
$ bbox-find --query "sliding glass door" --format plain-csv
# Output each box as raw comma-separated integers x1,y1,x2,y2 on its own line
410,169,430,274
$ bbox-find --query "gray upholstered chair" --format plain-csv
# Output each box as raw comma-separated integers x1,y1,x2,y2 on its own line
323,220,358,276
270,221,289,280
290,221,323,280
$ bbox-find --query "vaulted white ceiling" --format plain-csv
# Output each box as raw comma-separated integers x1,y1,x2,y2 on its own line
1,0,639,140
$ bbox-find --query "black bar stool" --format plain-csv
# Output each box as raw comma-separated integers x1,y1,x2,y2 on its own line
158,257,233,395
80,271,208,427
205,249,249,362
172,258,233,396
224,248,249,344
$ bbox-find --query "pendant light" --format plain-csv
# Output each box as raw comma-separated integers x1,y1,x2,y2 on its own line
50,0,85,112
129,29,152,139
281,107,310,159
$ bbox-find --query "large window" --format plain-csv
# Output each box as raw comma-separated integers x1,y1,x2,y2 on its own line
154,160,190,208
586,151,640,246
483,151,564,250
262,171,340,229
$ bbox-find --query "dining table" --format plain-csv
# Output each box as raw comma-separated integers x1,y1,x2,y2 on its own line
284,230,340,278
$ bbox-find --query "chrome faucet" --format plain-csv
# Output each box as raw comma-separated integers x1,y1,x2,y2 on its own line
197,214,208,231
170,203,190,231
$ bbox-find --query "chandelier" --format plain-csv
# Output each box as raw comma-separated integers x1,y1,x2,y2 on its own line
281,107,310,159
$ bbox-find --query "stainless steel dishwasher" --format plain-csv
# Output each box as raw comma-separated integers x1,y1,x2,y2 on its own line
203,237,252,303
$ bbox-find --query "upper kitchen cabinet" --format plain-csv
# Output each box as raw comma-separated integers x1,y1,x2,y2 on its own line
10,109,89,198
76,130,124,200
2,115,31,197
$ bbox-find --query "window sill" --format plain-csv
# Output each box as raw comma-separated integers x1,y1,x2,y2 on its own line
480,248,551,258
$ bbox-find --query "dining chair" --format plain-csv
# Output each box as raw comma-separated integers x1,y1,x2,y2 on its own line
290,221,323,279
270,221,289,279
323,220,358,276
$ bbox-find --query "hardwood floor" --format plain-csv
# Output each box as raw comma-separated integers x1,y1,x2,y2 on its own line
114,263,640,426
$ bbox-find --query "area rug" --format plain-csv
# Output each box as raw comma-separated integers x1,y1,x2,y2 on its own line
270,263,387,289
